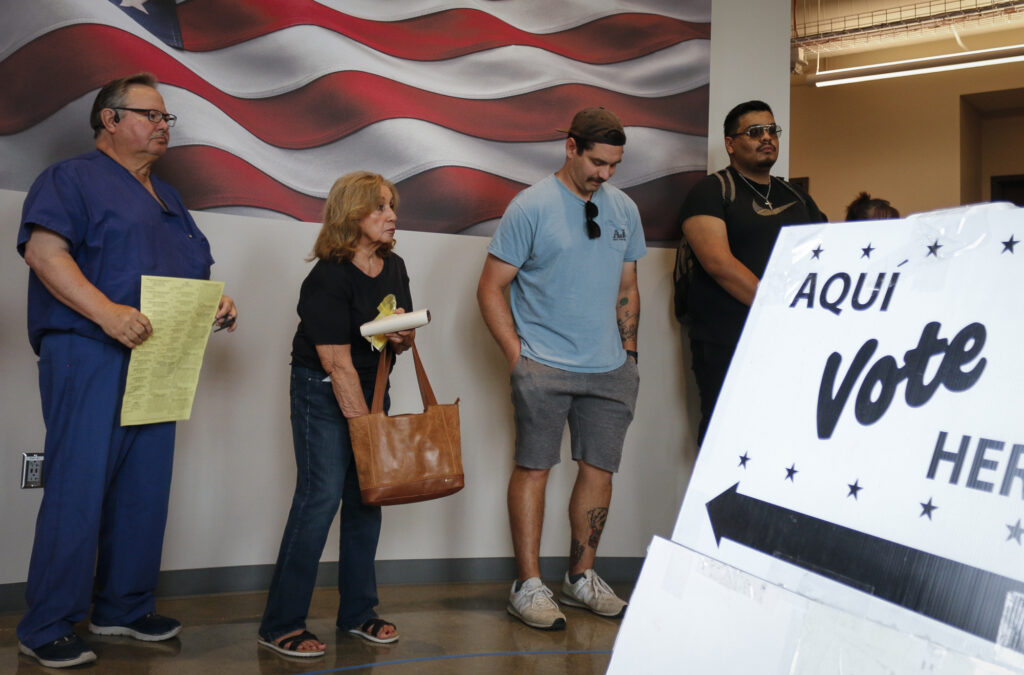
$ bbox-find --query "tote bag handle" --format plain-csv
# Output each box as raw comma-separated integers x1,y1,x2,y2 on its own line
369,340,437,413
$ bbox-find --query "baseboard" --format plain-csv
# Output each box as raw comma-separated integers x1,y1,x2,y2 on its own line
0,556,642,614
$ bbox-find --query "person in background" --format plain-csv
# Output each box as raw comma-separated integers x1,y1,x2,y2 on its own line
258,171,413,658
846,192,900,220
678,100,825,445
16,72,237,669
478,107,644,631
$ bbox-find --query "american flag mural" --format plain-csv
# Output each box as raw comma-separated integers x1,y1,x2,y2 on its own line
0,0,710,241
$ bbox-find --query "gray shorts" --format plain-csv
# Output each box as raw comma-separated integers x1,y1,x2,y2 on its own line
510,355,639,473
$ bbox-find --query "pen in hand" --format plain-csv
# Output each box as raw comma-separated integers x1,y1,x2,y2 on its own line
213,315,236,332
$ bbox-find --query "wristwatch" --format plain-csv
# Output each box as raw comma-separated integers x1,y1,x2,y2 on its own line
626,350,638,363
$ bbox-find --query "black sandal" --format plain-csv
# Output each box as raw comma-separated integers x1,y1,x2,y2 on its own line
347,618,399,644
257,630,326,657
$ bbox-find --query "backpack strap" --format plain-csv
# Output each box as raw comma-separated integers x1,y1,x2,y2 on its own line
773,176,808,208
713,168,735,206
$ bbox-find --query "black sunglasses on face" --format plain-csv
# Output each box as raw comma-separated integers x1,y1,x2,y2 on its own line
730,123,782,139
585,200,600,239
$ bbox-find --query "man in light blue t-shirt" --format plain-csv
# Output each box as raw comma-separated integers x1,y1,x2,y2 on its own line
477,107,646,630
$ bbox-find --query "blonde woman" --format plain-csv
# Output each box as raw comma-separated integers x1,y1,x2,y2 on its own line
258,172,413,657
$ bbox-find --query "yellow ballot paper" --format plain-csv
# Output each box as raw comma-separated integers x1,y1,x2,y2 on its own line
121,276,224,426
365,293,397,351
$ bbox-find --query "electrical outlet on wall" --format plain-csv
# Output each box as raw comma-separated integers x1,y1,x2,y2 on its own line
21,452,43,489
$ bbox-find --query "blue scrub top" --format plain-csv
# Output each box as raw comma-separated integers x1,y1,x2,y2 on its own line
17,150,214,355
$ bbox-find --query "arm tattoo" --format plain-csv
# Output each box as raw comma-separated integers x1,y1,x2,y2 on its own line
617,312,637,342
587,507,608,549
616,262,639,344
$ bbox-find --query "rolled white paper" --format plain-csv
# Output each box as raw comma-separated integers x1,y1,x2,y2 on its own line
359,308,431,337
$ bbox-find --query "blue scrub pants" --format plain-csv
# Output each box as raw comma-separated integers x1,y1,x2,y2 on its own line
18,333,176,649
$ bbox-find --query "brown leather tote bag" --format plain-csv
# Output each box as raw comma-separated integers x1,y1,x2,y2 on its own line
348,341,463,506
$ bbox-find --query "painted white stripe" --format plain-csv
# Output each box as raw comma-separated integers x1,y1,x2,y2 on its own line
0,88,708,196
201,205,296,221
312,0,712,30
2,3,708,100
217,28,707,99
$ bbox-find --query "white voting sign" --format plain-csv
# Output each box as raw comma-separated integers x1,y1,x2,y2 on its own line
673,203,1024,665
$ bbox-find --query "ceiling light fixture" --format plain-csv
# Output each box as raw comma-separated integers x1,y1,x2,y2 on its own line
809,43,1024,87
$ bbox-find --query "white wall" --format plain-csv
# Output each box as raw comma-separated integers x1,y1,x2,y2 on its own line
708,0,792,176
0,189,694,583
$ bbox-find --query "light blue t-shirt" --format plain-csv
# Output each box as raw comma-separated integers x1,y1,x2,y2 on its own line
488,174,646,373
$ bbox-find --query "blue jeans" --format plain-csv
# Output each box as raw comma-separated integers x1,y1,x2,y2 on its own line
259,366,384,640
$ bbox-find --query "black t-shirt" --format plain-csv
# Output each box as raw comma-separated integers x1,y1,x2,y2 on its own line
291,254,413,386
680,166,825,345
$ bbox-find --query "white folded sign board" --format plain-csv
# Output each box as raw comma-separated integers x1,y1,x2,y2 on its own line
672,203,1024,668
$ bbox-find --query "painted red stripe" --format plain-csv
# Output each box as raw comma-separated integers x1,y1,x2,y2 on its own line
156,146,527,231
2,26,704,142
221,75,708,147
0,25,222,136
396,167,526,234
157,146,702,238
624,171,705,242
1,26,706,143
177,1,708,63
156,146,327,221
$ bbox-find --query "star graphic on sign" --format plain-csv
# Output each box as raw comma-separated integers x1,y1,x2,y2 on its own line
120,0,150,14
785,464,798,481
1003,235,1019,254
919,498,938,520
738,452,750,468
927,240,942,257
811,245,824,260
860,243,875,259
847,480,862,499
1007,519,1024,545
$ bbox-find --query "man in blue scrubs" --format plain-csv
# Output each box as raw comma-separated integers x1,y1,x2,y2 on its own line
15,73,238,669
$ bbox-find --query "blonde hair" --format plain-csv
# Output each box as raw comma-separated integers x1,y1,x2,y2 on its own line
311,171,399,262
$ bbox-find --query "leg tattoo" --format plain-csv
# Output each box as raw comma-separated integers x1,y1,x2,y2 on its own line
587,507,608,550
570,539,585,568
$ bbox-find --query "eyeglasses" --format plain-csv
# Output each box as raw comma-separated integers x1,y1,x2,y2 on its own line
731,123,782,139
113,107,177,127
585,201,600,239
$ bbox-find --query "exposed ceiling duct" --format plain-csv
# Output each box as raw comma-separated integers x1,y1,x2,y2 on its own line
793,0,1024,56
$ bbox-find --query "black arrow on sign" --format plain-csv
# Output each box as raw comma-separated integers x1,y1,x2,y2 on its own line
707,483,1024,652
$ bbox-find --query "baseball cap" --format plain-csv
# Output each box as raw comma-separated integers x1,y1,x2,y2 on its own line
558,107,626,146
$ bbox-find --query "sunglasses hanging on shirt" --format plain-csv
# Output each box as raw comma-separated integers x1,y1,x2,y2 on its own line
585,200,600,239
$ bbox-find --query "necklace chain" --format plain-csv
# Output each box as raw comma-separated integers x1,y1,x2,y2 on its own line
735,171,773,209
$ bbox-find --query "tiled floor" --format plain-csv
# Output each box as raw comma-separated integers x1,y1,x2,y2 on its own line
0,580,629,673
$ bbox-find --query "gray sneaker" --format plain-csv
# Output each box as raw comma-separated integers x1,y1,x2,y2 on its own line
507,577,567,630
560,569,627,617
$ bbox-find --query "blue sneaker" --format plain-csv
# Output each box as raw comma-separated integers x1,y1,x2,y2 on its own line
89,612,182,641
19,633,97,668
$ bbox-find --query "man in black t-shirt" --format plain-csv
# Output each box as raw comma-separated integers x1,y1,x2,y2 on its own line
679,100,825,444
